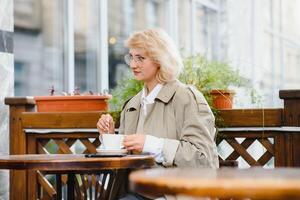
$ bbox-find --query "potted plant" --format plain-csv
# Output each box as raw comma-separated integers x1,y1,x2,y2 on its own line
34,86,112,112
209,89,235,109
179,55,249,109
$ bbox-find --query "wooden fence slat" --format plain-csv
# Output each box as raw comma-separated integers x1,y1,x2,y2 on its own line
82,138,100,154
53,139,73,154
104,172,115,200
37,142,50,154
258,138,274,154
226,138,258,166
226,138,255,160
80,138,98,153
74,175,84,200
65,138,77,148
27,134,37,199
37,171,56,198
257,151,273,166
81,174,89,199
219,109,283,127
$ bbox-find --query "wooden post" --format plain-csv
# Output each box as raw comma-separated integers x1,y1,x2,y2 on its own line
279,90,300,167
27,134,38,199
5,97,36,200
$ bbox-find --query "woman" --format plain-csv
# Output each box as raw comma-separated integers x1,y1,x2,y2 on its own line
97,28,219,199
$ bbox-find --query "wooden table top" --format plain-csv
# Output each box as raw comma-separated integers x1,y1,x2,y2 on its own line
130,167,300,199
0,154,155,171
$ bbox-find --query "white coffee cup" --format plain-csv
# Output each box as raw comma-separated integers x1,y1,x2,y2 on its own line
100,134,124,150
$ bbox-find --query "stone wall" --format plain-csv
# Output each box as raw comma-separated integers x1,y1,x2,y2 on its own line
0,0,13,199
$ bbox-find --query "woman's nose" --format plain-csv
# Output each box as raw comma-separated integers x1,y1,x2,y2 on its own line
130,61,138,69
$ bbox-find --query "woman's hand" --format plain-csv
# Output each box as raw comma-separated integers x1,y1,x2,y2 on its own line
96,114,115,134
123,134,146,153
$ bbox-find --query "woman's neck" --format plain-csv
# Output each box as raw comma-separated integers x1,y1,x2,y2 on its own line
145,79,159,94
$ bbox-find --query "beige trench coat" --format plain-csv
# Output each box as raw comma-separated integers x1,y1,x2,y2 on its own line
119,79,219,169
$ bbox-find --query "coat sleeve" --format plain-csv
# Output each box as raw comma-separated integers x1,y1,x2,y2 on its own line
162,86,219,168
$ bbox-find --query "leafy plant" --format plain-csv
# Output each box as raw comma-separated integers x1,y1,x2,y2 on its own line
178,55,255,126
179,55,249,96
109,76,143,111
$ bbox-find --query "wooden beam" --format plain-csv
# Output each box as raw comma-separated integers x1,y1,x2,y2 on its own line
5,96,36,106
21,112,105,128
219,109,283,127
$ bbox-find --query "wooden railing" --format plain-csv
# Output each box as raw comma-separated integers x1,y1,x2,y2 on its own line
218,109,283,167
25,126,119,200
5,90,300,199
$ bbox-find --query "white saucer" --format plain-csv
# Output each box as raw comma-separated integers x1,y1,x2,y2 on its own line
96,148,128,154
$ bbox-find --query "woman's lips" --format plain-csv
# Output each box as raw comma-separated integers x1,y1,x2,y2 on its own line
133,71,141,75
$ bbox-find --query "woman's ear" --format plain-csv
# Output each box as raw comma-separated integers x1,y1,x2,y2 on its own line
155,62,161,69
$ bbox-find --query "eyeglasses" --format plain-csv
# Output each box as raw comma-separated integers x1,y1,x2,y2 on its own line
124,54,146,66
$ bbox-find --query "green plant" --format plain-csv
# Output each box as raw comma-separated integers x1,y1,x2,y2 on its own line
109,76,143,112
179,55,254,126
179,55,248,96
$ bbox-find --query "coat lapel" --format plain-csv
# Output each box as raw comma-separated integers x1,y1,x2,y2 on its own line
156,80,179,103
124,80,179,135
124,92,141,134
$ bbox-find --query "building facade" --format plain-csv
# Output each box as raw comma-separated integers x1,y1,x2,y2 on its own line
13,0,300,107
0,0,13,198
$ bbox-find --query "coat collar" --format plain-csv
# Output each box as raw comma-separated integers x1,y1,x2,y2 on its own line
156,79,179,103
126,79,179,110
126,91,142,111
141,83,163,104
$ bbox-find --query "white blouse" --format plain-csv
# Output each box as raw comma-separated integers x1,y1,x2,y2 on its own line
139,84,164,163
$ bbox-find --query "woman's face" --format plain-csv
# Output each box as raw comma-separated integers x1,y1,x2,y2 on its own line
128,49,159,84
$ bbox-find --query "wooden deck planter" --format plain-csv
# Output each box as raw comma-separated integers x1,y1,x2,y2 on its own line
34,95,111,112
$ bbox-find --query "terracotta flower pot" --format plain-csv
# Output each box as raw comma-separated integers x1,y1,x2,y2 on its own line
210,90,235,109
34,95,111,112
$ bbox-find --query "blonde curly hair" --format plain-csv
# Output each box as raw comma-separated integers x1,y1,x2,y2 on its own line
125,28,183,83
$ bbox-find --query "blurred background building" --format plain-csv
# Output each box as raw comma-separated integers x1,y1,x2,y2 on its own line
12,0,300,108
0,0,13,199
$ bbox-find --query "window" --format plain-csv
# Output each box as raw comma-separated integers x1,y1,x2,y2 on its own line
107,0,168,89
14,62,27,96
74,0,99,93
14,0,65,96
